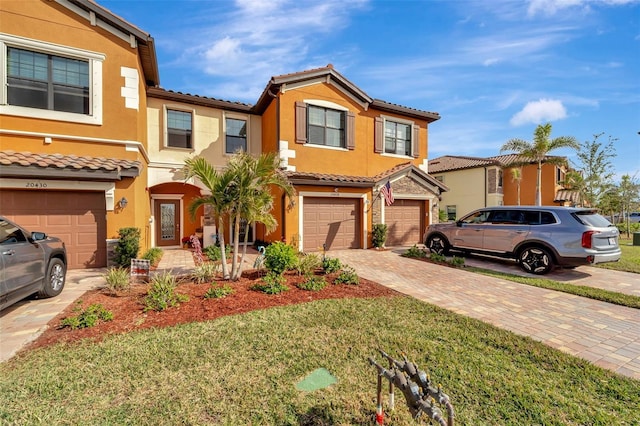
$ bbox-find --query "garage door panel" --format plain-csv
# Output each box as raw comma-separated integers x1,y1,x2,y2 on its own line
386,200,423,247
303,197,360,252
0,190,106,269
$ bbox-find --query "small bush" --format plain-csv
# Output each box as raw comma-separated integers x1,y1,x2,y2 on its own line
372,223,388,248
103,267,130,294
429,252,447,263
141,247,163,266
334,266,359,285
144,272,189,312
298,276,327,291
450,256,465,267
264,242,298,275
203,244,231,262
113,227,141,268
204,283,234,299
193,262,218,284
294,253,321,276
252,272,289,294
403,244,428,258
60,301,113,329
322,257,342,274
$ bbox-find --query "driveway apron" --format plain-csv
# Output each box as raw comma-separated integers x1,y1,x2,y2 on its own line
332,249,640,380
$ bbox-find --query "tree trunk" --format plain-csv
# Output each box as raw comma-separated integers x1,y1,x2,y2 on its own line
536,161,542,206
217,216,229,279
230,213,241,280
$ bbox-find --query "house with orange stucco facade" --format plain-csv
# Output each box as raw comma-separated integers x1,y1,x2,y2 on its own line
0,0,446,269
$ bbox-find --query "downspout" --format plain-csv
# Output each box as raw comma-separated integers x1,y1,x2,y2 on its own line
484,167,488,207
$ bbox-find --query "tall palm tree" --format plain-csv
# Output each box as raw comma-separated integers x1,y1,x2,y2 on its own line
501,123,579,206
510,167,522,206
226,151,295,279
182,157,235,279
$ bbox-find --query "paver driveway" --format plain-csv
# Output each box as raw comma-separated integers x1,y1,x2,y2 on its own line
332,249,640,379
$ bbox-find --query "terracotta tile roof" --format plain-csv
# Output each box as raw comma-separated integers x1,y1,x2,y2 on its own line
285,170,375,186
489,154,566,166
147,87,254,112
0,151,141,179
428,155,501,173
373,162,413,180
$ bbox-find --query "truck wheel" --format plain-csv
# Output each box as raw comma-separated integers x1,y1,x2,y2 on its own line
38,258,66,298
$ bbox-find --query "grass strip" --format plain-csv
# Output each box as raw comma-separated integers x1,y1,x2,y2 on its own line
467,266,640,309
1,297,638,425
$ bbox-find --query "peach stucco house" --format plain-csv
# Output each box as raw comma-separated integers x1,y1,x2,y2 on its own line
0,0,446,268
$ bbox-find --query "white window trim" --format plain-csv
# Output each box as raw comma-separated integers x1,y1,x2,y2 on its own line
0,33,104,125
303,99,349,111
381,114,415,158
163,105,195,150
223,112,250,155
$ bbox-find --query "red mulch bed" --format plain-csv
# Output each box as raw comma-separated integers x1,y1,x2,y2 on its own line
25,269,399,352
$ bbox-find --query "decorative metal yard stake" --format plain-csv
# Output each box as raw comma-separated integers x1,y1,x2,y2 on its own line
369,350,454,426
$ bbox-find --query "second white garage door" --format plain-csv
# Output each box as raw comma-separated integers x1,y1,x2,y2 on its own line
303,197,360,252
385,199,424,247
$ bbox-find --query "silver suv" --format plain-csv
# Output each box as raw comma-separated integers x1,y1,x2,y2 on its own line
0,216,67,310
424,206,621,274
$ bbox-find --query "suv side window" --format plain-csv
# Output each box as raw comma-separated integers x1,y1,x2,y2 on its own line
540,212,556,224
460,210,491,224
488,210,525,224
0,219,28,245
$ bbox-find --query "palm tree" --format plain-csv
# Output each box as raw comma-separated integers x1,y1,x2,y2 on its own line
501,123,579,206
182,157,235,279
510,167,522,205
226,151,295,279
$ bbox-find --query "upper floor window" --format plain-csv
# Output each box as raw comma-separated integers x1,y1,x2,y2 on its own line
1,34,104,125
7,47,89,114
308,105,345,148
167,109,192,149
384,121,411,156
556,167,565,184
225,118,247,153
295,101,355,150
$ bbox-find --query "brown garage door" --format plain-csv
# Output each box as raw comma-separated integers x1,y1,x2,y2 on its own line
0,190,106,269
386,199,423,246
303,197,360,252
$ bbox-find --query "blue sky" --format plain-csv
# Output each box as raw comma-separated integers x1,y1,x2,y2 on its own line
101,0,640,180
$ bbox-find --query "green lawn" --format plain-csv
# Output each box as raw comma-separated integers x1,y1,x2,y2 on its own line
1,297,638,425
598,238,640,274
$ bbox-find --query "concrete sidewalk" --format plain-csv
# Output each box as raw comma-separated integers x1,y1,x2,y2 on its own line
332,249,640,379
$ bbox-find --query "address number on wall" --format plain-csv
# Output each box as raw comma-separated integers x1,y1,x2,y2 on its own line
25,182,47,188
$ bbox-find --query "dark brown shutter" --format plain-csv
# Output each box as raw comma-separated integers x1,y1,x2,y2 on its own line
412,125,420,157
295,101,307,144
346,111,355,150
374,116,384,153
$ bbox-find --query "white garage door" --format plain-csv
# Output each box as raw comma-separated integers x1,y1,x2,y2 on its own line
385,199,423,246
303,197,360,252
0,190,107,269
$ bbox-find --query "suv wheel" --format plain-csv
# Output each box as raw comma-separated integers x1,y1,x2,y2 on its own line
38,258,66,298
426,235,449,255
519,247,553,275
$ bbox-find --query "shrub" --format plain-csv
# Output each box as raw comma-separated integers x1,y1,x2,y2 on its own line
203,244,231,262
193,262,218,284
294,253,321,276
204,283,234,299
144,272,189,312
103,267,130,294
450,256,465,267
113,227,141,268
141,247,163,266
372,223,388,248
403,244,428,258
334,266,359,285
60,301,113,329
298,275,327,291
322,257,342,274
252,272,288,294
264,241,297,275
429,252,447,263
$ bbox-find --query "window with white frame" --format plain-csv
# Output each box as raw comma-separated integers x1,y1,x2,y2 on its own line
384,120,411,156
308,105,345,148
0,34,104,124
225,117,247,153
167,109,192,149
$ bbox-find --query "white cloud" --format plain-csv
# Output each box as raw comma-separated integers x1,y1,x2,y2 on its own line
526,0,640,16
510,99,568,126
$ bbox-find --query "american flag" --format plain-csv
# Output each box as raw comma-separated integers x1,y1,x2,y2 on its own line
380,181,394,206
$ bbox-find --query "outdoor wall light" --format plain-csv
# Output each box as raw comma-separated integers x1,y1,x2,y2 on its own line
119,197,128,208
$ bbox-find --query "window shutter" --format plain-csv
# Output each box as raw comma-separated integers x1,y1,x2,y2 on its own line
374,117,384,153
295,101,307,144
346,111,355,150
412,125,420,157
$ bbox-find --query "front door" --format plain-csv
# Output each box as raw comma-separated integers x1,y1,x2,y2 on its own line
155,200,181,247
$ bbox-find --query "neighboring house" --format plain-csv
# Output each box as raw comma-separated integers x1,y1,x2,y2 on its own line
429,154,573,220
428,156,504,220
0,0,158,268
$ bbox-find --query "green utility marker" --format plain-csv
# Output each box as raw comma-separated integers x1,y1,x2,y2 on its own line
295,368,338,391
